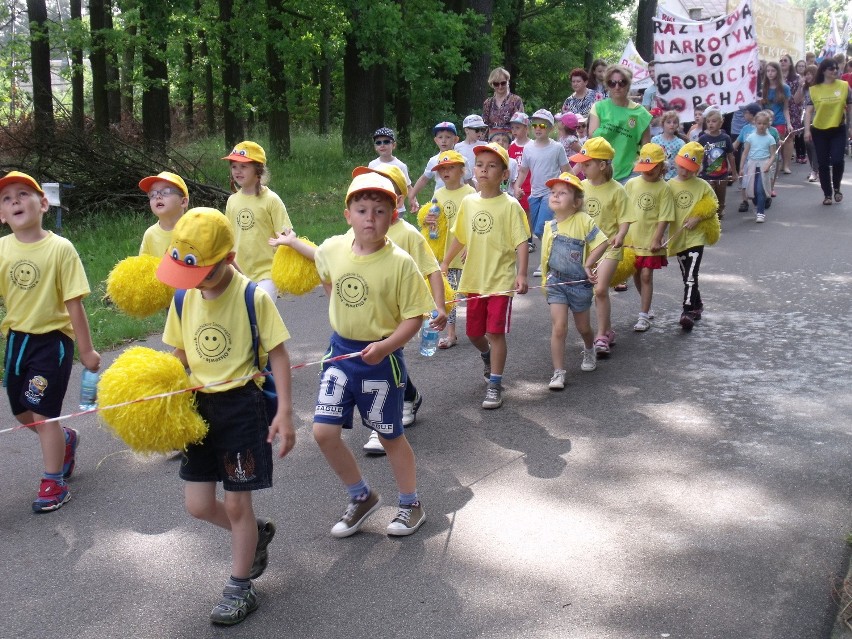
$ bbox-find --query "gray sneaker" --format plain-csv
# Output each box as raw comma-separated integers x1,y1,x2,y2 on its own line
481,349,492,381
482,382,503,409
548,370,566,390
581,347,597,372
330,491,382,538
249,518,276,579
387,502,426,536
210,583,259,626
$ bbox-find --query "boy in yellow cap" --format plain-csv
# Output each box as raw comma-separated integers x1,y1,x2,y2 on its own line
664,141,719,331
540,172,609,390
222,140,293,301
441,142,530,409
311,172,435,537
138,171,189,257
0,171,100,512
624,143,676,332
570,137,633,357
157,207,295,625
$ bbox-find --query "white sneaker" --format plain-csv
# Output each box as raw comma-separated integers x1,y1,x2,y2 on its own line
548,370,566,390
533,267,542,277
362,431,385,454
633,316,651,332
401,393,422,427
755,213,765,223
647,309,655,319
581,347,597,372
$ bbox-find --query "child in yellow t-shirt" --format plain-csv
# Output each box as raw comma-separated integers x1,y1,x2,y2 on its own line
158,208,294,626
441,142,530,410
311,173,435,539
570,137,633,357
0,171,100,513
138,171,189,257
624,144,676,332
664,141,720,331
222,141,293,300
540,173,608,390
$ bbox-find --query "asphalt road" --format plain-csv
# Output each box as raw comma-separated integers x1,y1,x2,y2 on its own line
1,161,850,639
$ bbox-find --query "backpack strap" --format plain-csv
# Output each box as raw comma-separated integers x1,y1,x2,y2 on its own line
174,289,186,320
243,281,262,370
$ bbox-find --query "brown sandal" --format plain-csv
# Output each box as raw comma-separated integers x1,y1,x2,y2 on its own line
835,191,843,202
823,197,833,205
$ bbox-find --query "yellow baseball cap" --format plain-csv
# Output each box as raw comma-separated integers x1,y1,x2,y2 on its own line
345,172,398,206
0,171,44,196
433,150,467,169
675,141,704,171
570,137,615,163
221,141,266,164
352,165,408,198
138,171,189,198
156,208,234,289
545,172,584,192
633,143,666,172
473,142,509,168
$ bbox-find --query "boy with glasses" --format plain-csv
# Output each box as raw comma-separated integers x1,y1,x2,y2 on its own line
456,114,489,178
138,171,190,257
368,127,412,218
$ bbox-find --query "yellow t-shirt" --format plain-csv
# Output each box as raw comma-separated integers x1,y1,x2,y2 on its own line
540,212,608,278
163,271,289,392
0,232,90,339
436,184,476,269
810,80,850,130
665,176,719,255
314,235,435,342
580,178,633,238
139,222,172,258
225,188,292,282
346,219,441,276
623,177,676,256
451,192,530,294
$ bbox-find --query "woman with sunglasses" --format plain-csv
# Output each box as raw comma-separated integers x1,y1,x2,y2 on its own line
803,58,852,205
482,67,525,131
587,65,652,183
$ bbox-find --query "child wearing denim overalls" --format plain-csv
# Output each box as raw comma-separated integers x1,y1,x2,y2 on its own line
539,172,609,390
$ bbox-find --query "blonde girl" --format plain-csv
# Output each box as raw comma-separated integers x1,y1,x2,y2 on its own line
651,110,685,180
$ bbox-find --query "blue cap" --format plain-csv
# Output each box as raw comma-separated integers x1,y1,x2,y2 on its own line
433,121,458,135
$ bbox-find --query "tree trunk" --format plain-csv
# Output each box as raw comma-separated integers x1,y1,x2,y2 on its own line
70,0,84,132
394,61,411,149
104,0,122,124
184,39,194,129
342,34,377,153
26,0,53,145
219,0,244,147
635,0,657,62
502,0,523,85
90,0,109,132
452,0,493,115
266,0,290,158
318,54,331,135
121,23,136,121
140,1,171,149
196,0,215,136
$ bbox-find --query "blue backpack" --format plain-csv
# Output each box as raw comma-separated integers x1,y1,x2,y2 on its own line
174,281,277,424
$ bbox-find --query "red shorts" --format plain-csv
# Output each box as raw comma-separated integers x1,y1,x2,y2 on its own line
775,124,788,137
465,293,512,337
635,255,668,270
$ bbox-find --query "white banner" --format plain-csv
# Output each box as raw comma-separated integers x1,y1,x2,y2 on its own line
653,0,759,122
620,39,654,90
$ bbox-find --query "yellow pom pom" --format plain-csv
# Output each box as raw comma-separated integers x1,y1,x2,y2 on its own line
694,194,721,246
98,347,208,454
106,255,174,318
271,238,321,295
424,272,456,314
417,202,447,262
610,247,637,287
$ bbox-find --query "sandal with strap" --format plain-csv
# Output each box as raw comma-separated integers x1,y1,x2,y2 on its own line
823,197,833,206
835,191,843,202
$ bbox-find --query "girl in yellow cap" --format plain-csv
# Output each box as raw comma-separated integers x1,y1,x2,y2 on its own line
222,141,293,301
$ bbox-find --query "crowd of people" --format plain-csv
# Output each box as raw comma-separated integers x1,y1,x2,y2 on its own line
0,49,849,628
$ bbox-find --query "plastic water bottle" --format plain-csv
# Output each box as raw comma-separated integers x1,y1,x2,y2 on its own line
420,310,439,356
428,198,440,240
79,369,99,410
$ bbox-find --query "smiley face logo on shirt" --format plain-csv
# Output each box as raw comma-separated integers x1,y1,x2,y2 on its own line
237,208,255,231
585,197,601,218
637,193,656,211
675,191,694,210
194,324,232,362
337,273,368,308
472,211,493,234
9,260,40,290
443,200,458,225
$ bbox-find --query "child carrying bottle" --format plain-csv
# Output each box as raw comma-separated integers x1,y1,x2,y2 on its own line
540,172,608,390
623,144,676,331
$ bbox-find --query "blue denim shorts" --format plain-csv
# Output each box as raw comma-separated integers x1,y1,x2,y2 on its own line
544,273,593,312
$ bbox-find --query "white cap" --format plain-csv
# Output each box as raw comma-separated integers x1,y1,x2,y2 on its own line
463,114,487,129
531,109,555,126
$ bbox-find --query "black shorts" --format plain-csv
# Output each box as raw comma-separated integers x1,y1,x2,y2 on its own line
180,383,273,492
4,330,74,418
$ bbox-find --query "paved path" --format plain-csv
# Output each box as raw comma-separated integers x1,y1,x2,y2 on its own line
1,162,850,639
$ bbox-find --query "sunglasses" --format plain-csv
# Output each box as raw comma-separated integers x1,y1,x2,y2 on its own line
374,139,393,146
826,66,838,71
607,78,629,88
531,122,550,130
492,81,508,87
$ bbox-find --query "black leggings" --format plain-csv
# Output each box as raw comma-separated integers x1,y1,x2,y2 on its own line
811,125,847,197
677,246,704,312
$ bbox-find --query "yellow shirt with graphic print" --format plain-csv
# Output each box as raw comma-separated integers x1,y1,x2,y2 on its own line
225,188,292,282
